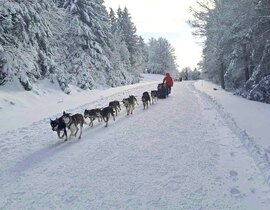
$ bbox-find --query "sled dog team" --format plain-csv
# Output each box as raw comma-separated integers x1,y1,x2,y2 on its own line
50,90,159,141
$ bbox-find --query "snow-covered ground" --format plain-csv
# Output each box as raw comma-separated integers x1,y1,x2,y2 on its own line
1,75,270,209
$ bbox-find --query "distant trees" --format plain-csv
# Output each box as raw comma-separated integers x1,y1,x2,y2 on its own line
147,37,179,76
189,0,270,103
179,67,200,81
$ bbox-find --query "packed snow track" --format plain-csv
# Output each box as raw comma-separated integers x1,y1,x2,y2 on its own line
1,81,270,209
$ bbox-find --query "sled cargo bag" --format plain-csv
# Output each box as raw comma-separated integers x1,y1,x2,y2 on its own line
157,83,167,99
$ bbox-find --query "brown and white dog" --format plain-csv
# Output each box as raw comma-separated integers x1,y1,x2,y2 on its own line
62,111,85,140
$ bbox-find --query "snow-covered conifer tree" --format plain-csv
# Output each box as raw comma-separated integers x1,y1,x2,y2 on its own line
116,7,144,73
189,0,270,103
0,0,58,90
147,37,178,76
0,0,144,92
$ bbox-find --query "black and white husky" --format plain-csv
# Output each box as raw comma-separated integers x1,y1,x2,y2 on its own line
129,95,139,105
62,111,85,139
141,91,151,109
122,95,138,115
50,117,67,141
84,108,102,127
100,106,115,127
150,90,158,104
109,100,121,116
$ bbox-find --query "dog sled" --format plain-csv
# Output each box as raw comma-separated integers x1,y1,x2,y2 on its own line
157,83,167,99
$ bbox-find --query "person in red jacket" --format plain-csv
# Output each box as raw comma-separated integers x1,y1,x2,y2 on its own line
163,73,173,95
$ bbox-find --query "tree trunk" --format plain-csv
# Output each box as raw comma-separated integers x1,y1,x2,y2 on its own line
242,44,250,82
220,54,225,89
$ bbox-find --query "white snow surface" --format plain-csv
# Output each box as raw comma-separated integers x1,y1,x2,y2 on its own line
1,75,270,209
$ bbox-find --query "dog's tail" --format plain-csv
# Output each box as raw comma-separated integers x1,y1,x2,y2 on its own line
134,96,139,105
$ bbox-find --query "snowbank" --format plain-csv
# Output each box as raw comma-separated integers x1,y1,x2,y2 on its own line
0,74,164,134
194,80,270,185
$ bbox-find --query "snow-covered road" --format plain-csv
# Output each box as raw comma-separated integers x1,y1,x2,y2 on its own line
1,81,270,209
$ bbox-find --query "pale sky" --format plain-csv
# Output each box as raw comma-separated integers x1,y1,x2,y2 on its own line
104,0,202,70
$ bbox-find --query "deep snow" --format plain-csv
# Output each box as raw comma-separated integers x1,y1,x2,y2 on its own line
1,75,270,209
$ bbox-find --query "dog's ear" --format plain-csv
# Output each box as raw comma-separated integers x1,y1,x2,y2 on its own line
50,118,52,122
63,111,66,115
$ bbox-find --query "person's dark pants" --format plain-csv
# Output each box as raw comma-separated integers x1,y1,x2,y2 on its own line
166,86,171,95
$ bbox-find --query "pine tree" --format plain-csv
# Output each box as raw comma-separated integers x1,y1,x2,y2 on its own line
0,0,58,90
117,7,140,69
55,0,138,88
147,37,178,76
108,8,135,85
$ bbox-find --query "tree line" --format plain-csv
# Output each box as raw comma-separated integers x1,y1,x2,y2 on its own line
189,0,270,103
0,0,178,93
